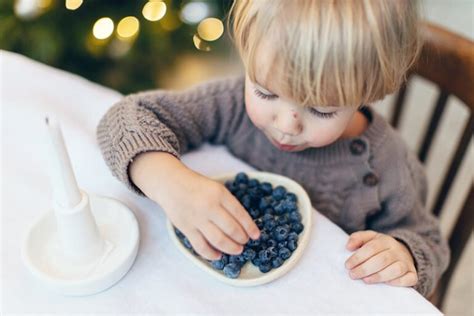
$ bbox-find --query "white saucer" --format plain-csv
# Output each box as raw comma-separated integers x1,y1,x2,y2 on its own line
22,195,140,296
166,171,313,287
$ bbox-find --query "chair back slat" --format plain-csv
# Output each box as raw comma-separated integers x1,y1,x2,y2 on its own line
418,91,450,163
432,113,474,217
391,82,408,128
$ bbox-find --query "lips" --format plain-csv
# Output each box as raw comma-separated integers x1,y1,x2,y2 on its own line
270,137,298,151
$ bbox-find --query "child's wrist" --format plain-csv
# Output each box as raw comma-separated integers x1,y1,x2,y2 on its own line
130,151,186,203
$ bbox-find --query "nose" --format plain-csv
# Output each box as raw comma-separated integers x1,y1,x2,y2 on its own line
273,109,303,137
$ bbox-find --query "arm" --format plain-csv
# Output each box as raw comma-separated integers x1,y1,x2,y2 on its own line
96,76,246,195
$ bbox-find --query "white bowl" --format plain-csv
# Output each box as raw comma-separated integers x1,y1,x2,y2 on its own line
166,171,313,287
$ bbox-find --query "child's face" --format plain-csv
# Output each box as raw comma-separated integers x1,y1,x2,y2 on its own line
244,75,359,152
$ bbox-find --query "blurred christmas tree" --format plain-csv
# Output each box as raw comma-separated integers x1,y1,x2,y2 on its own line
0,0,233,93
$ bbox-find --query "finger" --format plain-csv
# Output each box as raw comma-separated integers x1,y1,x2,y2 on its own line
385,271,418,287
361,261,409,284
345,238,389,269
186,228,222,261
346,230,377,250
349,250,396,279
209,207,249,245
221,192,261,240
200,221,244,256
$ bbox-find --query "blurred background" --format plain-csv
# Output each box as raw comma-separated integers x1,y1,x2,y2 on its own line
0,0,236,93
1,0,473,315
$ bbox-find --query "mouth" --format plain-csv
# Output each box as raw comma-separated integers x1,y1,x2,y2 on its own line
269,137,299,152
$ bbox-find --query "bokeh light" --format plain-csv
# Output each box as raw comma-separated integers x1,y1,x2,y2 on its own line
117,16,140,39
193,34,211,51
197,18,223,41
180,1,210,24
142,0,167,21
65,0,83,10
93,17,114,40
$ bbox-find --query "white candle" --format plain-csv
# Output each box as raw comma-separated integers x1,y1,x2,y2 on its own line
45,116,82,208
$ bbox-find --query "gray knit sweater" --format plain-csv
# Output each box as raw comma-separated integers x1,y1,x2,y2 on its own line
97,76,449,297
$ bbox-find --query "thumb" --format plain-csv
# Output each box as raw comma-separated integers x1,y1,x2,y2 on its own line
346,230,377,250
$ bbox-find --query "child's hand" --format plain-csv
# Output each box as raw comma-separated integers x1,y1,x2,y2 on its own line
130,151,260,261
161,168,261,260
344,230,418,287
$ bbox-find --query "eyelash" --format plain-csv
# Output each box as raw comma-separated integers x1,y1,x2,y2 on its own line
254,87,336,119
308,108,337,119
253,88,278,100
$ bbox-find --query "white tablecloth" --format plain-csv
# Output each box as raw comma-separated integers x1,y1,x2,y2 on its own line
0,50,441,315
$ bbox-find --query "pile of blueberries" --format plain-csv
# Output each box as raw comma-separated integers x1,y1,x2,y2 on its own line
175,172,304,279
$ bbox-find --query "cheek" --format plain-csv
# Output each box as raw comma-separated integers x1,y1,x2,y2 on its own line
305,117,351,146
245,92,272,129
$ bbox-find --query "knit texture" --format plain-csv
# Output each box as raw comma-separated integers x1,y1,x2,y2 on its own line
96,76,449,297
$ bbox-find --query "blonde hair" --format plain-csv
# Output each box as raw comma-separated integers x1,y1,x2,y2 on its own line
228,0,421,107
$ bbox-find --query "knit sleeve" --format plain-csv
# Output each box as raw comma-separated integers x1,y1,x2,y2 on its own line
367,145,450,297
96,76,246,195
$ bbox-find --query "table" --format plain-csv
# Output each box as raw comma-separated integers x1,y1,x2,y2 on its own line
0,50,441,315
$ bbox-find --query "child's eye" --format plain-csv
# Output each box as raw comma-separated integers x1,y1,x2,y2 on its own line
308,108,337,119
254,88,278,100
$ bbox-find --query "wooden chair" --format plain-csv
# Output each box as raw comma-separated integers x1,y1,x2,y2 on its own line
390,22,474,310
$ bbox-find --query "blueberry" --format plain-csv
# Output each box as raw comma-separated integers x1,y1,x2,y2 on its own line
266,239,277,248
264,218,277,231
254,218,264,229
243,248,256,261
283,200,297,213
273,225,290,241
262,207,274,216
249,208,260,219
211,254,229,270
260,182,273,195
225,180,236,192
274,202,286,215
259,230,270,242
248,187,263,199
258,197,271,210
291,222,304,234
261,213,273,223
251,257,262,266
288,239,298,251
266,246,278,258
277,241,288,249
259,249,272,263
258,262,272,273
278,247,292,260
241,194,253,209
238,183,247,191
182,236,193,249
272,186,287,200
223,263,241,278
286,192,298,202
289,211,302,223
247,238,261,248
248,179,259,188
235,172,249,184
287,232,299,241
229,254,247,266
235,190,245,199
272,257,284,268
174,228,185,239
277,214,289,225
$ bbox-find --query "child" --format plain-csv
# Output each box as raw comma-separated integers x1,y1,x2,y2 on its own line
97,0,449,297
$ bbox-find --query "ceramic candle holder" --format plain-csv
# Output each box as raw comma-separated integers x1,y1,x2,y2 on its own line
21,116,140,296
